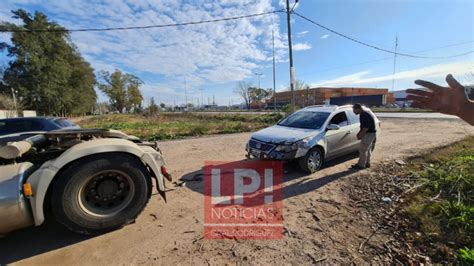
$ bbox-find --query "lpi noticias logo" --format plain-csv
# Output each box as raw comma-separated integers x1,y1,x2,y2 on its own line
203,160,283,240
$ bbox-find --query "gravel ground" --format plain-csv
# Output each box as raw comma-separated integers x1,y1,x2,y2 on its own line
1,118,473,265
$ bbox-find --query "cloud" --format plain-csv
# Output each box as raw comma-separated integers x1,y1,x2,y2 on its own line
278,0,299,9
310,61,473,88
320,34,330,39
0,0,285,88
293,42,312,51
311,71,372,87
297,30,309,38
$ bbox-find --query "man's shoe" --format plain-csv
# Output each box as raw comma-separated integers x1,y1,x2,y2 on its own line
365,163,371,168
350,164,365,170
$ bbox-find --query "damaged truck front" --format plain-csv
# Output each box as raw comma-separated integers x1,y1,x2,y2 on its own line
0,129,171,235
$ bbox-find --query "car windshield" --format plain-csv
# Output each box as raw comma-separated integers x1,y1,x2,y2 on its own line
54,119,76,128
278,111,330,129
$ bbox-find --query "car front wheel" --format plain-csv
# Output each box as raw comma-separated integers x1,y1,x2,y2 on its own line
298,147,324,173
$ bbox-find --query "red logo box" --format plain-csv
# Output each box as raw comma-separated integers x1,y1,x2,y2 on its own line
203,160,283,240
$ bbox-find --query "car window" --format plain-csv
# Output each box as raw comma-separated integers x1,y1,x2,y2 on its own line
0,121,6,134
329,111,349,127
54,118,76,127
0,119,45,135
346,110,360,124
278,111,330,129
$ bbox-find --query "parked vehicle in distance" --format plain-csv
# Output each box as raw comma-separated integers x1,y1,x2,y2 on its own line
246,105,380,173
0,117,79,145
0,129,172,235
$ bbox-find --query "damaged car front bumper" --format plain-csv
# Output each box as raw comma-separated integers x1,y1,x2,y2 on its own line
245,138,309,161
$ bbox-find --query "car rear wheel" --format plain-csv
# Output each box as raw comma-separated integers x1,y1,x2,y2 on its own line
298,147,324,173
51,153,152,235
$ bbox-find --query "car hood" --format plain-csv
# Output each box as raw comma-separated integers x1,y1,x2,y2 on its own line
251,125,321,144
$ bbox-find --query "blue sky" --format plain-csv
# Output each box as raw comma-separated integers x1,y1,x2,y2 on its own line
0,0,473,106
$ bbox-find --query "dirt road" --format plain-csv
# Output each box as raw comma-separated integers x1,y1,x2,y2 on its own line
1,118,473,265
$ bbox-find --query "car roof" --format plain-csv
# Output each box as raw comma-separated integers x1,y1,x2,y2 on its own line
301,105,355,113
0,116,64,122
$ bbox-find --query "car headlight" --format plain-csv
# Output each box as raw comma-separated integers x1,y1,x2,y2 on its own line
297,136,312,148
275,142,298,152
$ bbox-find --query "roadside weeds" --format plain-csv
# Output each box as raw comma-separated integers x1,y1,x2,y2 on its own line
347,136,474,264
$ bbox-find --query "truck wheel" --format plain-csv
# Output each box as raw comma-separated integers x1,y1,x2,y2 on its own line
298,147,324,174
51,153,152,235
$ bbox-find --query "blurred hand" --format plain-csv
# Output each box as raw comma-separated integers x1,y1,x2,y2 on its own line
406,74,468,116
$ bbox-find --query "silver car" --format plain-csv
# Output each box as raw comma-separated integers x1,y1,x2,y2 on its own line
246,105,380,173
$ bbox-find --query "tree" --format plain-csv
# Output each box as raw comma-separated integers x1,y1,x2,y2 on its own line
287,79,308,91
234,81,252,110
145,97,159,115
95,102,111,115
250,88,272,103
160,103,166,108
0,63,8,92
1,9,96,116
97,70,143,113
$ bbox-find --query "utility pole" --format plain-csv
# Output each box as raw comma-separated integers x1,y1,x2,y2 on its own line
184,77,188,107
254,72,262,89
272,29,277,111
199,88,204,109
11,87,18,114
391,34,398,92
286,0,296,112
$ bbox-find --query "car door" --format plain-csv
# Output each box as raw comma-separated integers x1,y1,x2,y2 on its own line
325,111,352,159
345,110,362,152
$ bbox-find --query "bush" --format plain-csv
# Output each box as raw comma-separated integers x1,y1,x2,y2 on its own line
403,137,474,262
281,104,300,114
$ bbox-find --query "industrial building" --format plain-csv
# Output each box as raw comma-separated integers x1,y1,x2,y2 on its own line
266,87,395,108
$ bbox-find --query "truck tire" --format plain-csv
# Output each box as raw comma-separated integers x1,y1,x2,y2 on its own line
298,146,324,174
51,153,152,235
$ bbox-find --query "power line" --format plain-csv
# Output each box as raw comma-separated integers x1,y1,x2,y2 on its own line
292,11,474,59
1,9,284,33
296,40,474,77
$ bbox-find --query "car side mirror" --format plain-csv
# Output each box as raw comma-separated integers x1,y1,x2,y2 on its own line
327,124,340,131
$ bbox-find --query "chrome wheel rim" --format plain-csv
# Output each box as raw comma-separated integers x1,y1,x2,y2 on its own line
78,170,135,218
307,151,322,172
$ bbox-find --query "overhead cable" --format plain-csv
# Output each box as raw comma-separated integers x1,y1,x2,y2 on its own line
1,9,284,33
293,11,474,59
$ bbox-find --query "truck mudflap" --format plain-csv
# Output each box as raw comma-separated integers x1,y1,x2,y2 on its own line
0,162,35,234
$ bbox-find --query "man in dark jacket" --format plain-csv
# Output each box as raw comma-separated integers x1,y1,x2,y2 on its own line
351,103,376,170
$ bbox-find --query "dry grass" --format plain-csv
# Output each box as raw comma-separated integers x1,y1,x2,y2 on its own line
77,113,283,140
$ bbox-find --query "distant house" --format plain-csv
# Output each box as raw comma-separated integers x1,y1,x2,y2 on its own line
393,90,409,107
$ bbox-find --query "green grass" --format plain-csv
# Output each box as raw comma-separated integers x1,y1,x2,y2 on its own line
76,113,284,140
403,136,474,262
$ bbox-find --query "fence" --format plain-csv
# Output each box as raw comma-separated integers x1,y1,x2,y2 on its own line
0,110,37,119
